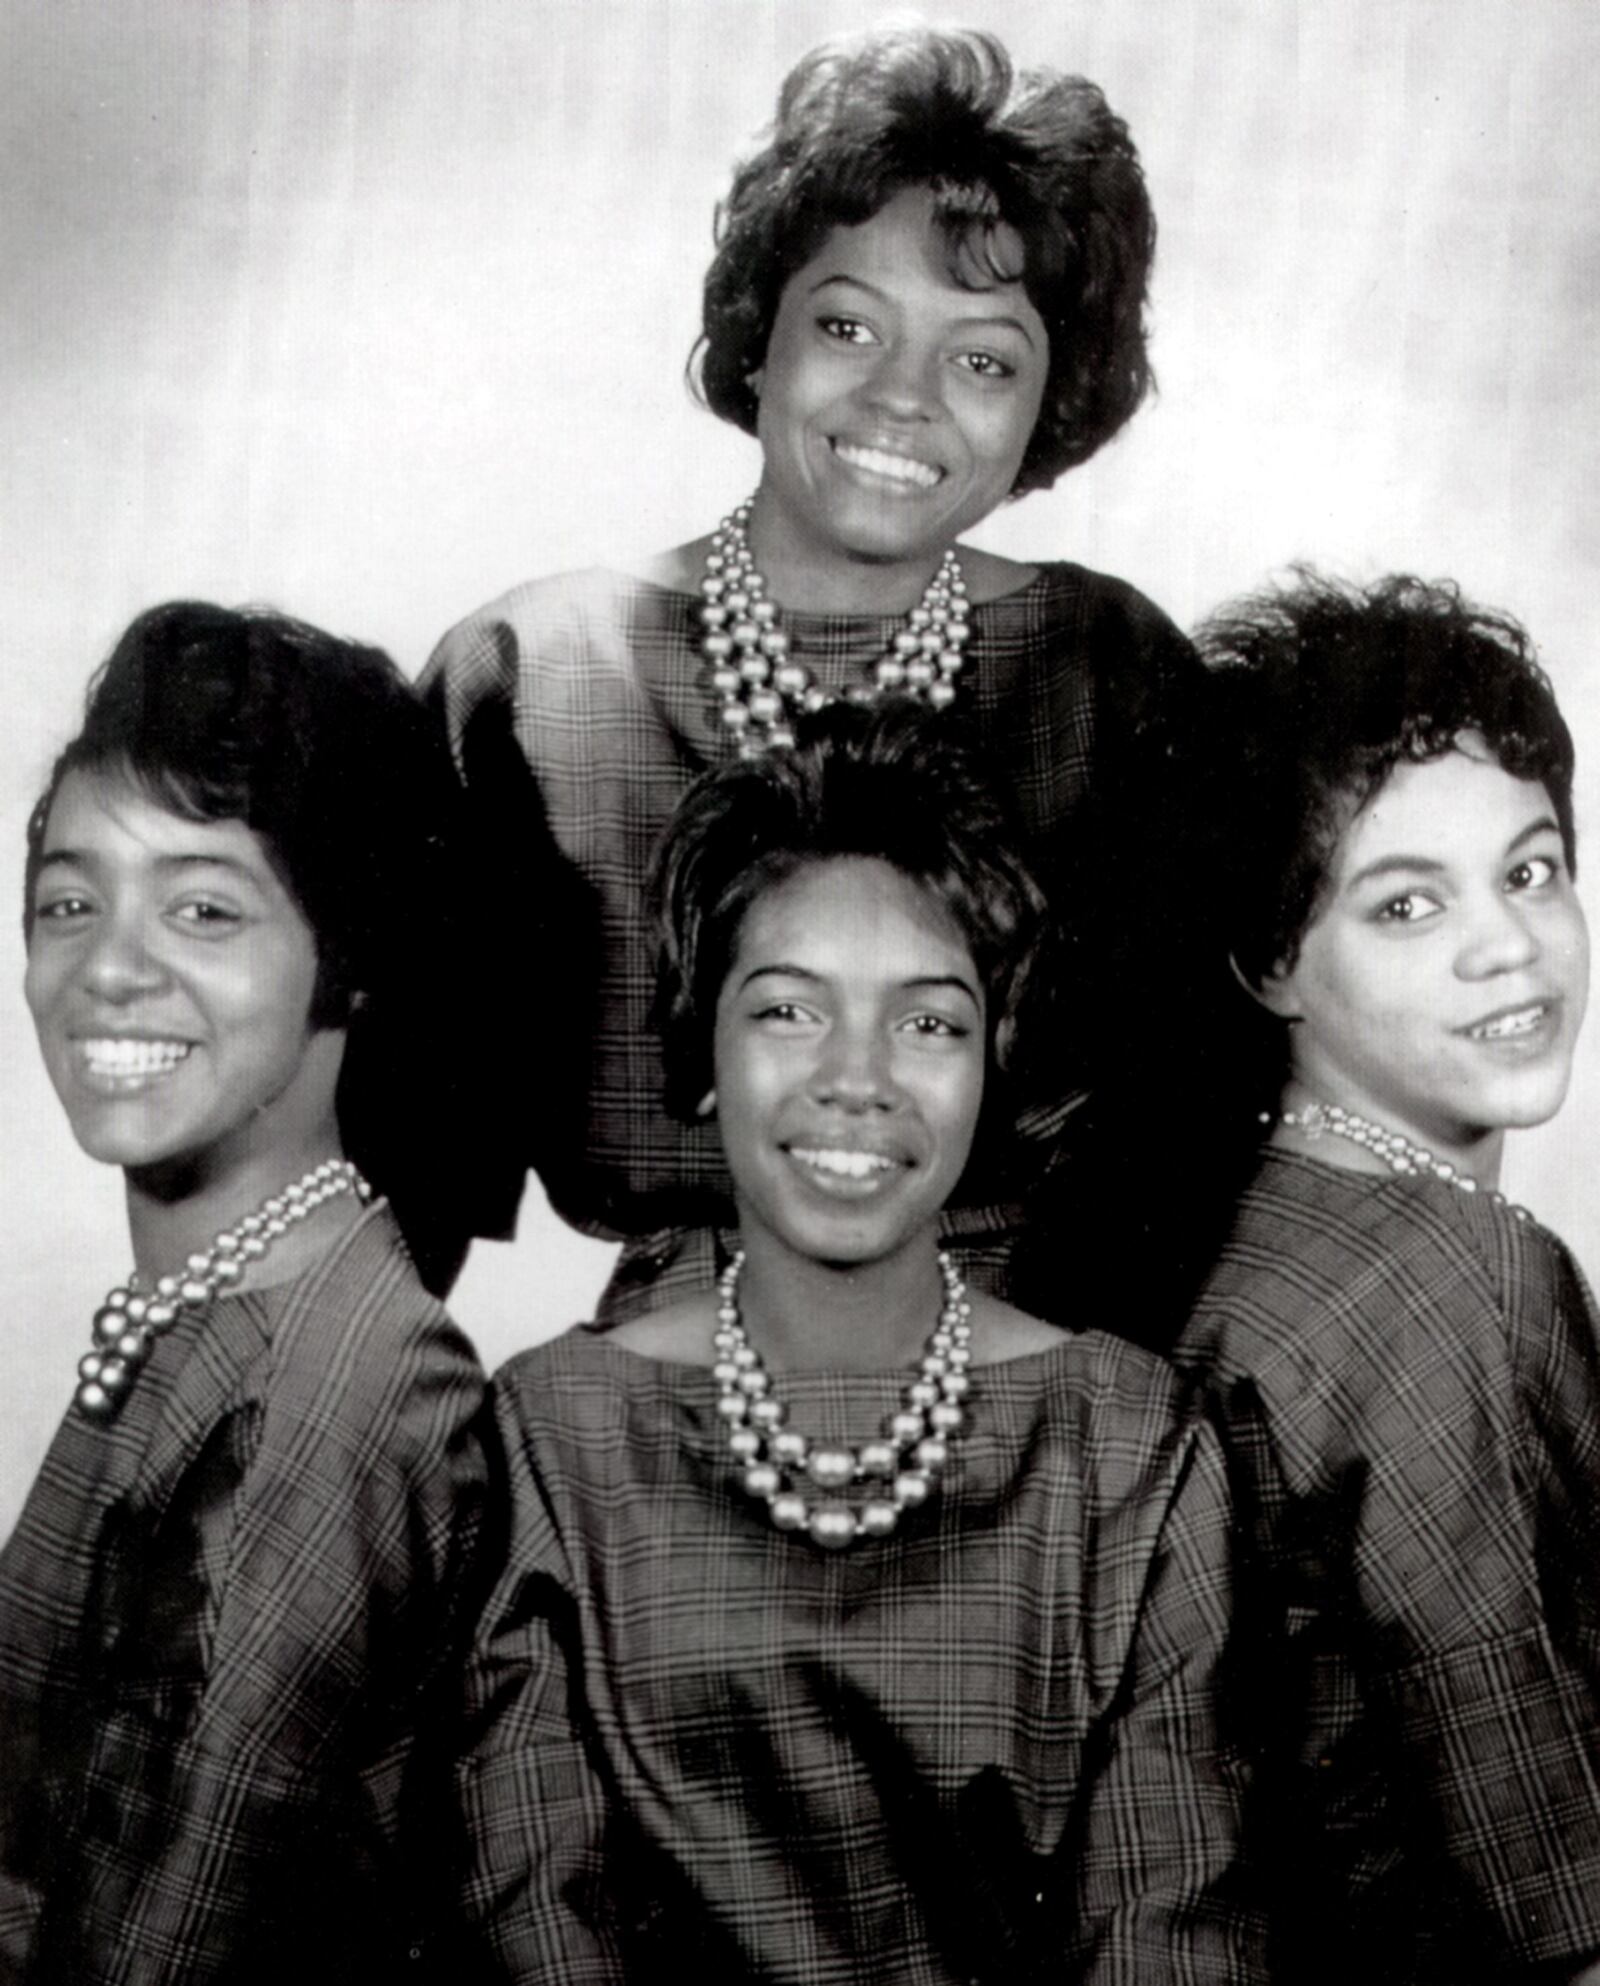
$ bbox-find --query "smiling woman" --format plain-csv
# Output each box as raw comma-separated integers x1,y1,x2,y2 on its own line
1170,572,1600,1981
422,21,1201,1325
457,703,1264,1980
0,603,491,1984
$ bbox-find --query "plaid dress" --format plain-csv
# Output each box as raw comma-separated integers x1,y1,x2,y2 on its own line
458,1324,1265,1982
421,563,1198,1315
1176,1149,1600,1981
0,1204,492,1985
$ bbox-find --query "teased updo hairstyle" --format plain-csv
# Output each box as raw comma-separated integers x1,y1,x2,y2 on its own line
1198,569,1577,989
696,23,1156,492
24,601,451,1029
649,699,1047,1133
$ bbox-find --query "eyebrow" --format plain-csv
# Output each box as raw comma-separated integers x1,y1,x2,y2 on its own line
33,849,264,883
806,272,1037,346
736,963,983,1005
1342,813,1563,892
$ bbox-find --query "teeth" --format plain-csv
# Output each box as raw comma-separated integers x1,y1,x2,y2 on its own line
1470,1005,1546,1041
82,1038,192,1076
790,1147,896,1179
833,442,941,490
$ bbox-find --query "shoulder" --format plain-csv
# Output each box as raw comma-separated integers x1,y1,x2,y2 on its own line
262,1204,486,1453
423,567,665,685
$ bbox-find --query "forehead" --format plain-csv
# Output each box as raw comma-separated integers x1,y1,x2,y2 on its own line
38,768,284,888
730,857,977,978
1331,746,1558,883
792,183,1037,311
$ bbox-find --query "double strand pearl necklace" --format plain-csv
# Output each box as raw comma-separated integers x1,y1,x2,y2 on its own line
1277,1102,1526,1220
714,1249,973,1550
699,498,971,756
75,1159,370,1421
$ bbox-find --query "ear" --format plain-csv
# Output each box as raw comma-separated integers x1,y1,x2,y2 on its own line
991,1014,1016,1073
695,1087,717,1120
1230,951,1302,1022
746,367,763,400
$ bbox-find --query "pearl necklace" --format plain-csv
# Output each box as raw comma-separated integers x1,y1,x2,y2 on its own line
75,1159,371,1421
699,498,970,755
714,1249,973,1550
1277,1102,1526,1220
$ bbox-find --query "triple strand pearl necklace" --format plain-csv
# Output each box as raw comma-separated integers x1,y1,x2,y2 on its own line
714,1249,974,1550
1278,1102,1527,1220
699,498,971,756
75,1158,370,1421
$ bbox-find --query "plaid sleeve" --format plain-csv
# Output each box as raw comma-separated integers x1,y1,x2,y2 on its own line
456,1383,625,1982
1069,1403,1266,1984
54,1225,491,1982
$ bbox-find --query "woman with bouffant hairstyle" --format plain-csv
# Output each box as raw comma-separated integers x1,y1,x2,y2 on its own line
425,21,1201,1325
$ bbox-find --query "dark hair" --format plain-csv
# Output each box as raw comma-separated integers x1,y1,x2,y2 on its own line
25,600,450,1028
1197,569,1578,988
649,699,1046,1135
24,602,478,1289
696,24,1155,492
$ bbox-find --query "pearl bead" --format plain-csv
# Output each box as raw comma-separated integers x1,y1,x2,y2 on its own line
770,1494,808,1531
914,1437,948,1471
930,1402,964,1433
893,1471,931,1508
716,1395,749,1424
858,1440,897,1477
808,1447,856,1491
890,1410,926,1447
744,1463,781,1500
808,1507,858,1550
727,1427,761,1461
749,1398,784,1428
859,1501,899,1538
771,1429,808,1466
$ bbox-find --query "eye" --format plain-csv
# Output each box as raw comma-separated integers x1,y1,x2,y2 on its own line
817,315,878,347
1506,854,1559,893
749,999,820,1030
32,891,95,924
899,1011,971,1041
1374,890,1445,925
954,350,1015,379
171,898,243,931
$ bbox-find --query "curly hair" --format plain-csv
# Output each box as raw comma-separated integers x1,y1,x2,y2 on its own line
1197,569,1578,987
695,23,1155,492
648,699,1047,1135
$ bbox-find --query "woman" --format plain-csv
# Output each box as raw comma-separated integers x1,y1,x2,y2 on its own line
0,604,491,1983
458,704,1262,1982
1176,573,1600,1982
424,22,1200,1319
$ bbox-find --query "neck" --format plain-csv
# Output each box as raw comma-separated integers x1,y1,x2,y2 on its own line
124,1128,354,1286
733,1228,947,1374
745,487,951,616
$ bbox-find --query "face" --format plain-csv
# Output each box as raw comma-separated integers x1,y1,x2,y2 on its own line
752,184,1050,573
24,769,344,1187
712,856,987,1270
1265,742,1589,1164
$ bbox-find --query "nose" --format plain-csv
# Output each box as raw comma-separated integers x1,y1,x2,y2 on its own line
80,907,169,1002
1455,889,1541,980
811,1020,897,1112
862,340,942,422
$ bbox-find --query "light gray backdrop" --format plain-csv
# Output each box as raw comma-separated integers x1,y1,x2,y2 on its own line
4,0,1597,1534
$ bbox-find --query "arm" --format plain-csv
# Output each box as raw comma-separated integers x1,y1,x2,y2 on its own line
1068,1404,1266,1984
48,1243,492,1982
455,1382,624,1983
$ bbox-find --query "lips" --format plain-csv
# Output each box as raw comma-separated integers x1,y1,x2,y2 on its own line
1459,1000,1557,1043
830,439,943,491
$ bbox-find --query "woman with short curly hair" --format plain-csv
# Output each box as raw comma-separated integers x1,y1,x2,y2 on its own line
425,22,1199,1323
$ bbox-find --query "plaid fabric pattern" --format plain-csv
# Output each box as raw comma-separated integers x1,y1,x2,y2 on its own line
0,1204,491,1985
458,1323,1265,1982
1175,1149,1600,1979
421,563,1198,1315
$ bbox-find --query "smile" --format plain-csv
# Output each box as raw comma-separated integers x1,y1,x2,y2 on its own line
1463,1002,1552,1042
830,440,943,491
788,1146,900,1180
78,1037,194,1082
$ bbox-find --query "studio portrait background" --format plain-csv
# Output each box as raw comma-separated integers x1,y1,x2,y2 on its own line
3,0,1597,1535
